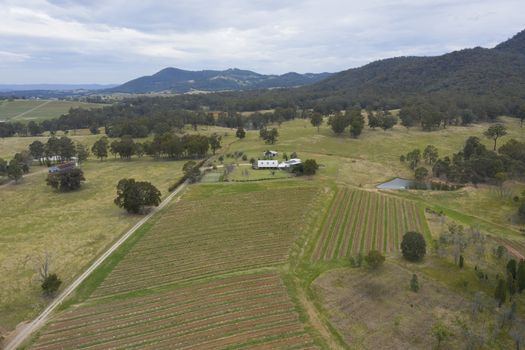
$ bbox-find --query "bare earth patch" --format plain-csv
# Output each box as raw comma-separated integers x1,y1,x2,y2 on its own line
312,262,471,349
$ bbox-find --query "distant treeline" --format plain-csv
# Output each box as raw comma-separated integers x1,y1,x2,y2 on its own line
0,99,298,138
0,89,524,139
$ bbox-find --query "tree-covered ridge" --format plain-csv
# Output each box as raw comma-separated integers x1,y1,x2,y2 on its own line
305,30,525,108
108,67,332,94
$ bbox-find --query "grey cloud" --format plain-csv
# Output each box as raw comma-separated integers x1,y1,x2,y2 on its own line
0,0,523,83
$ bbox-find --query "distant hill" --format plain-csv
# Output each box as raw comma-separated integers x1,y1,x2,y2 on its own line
0,84,117,92
303,29,525,105
108,68,332,93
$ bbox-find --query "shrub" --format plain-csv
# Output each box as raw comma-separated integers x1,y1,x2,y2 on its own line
114,179,161,214
46,168,85,192
42,273,62,297
410,274,420,292
401,231,426,261
365,250,385,269
303,159,319,175
414,167,429,181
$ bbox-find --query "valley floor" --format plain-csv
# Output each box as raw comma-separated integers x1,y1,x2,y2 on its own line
2,116,525,349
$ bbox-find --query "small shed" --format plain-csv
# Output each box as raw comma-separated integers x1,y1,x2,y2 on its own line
264,150,278,158
253,160,279,169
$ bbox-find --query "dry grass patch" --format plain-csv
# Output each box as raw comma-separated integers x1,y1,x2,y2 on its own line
312,263,474,349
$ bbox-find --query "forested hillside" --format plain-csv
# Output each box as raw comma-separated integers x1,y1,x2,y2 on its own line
108,67,332,93
304,29,525,108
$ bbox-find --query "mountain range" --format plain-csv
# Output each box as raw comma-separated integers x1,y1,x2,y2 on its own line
301,29,525,104
107,68,333,94
2,29,525,104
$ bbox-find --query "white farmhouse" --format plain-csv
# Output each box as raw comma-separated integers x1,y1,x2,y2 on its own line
253,160,279,169
278,158,302,169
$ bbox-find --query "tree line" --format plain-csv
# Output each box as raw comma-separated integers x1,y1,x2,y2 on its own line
91,133,221,161
401,125,525,185
0,100,299,139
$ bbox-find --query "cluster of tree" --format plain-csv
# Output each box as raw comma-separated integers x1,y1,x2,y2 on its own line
348,250,385,269
46,168,85,192
292,159,319,176
28,136,88,163
401,145,439,181
432,135,525,184
182,160,202,183
259,128,279,144
327,109,367,138
0,156,28,183
367,110,398,131
495,258,525,308
91,133,217,161
436,220,525,309
0,96,300,139
114,178,161,214
400,126,525,185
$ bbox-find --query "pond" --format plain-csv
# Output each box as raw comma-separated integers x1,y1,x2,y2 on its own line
376,178,417,190
377,178,463,191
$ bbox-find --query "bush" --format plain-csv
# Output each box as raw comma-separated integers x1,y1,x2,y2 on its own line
410,274,420,292
303,159,319,175
42,273,62,297
46,168,85,192
114,178,162,214
349,253,363,267
401,231,427,261
242,154,248,161
364,250,385,269
414,167,429,181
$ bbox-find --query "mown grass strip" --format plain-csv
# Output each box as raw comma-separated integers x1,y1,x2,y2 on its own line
331,191,355,259
320,190,349,260
383,196,389,253
351,191,369,254
358,192,373,254
391,198,401,251
311,189,342,261
343,190,364,257
325,190,353,260
362,192,377,253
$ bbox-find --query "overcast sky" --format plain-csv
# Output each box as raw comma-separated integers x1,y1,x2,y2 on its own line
0,0,523,84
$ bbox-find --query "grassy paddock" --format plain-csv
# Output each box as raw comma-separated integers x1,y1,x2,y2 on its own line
0,100,105,122
0,158,184,331
312,261,515,349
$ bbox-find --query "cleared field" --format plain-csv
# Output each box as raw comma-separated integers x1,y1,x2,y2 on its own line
0,159,185,331
312,263,492,349
92,184,318,297
0,100,105,122
311,189,427,261
31,272,318,350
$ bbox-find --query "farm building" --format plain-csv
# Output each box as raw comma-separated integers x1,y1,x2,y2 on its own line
48,161,77,173
278,158,302,169
264,150,278,158
253,160,279,169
